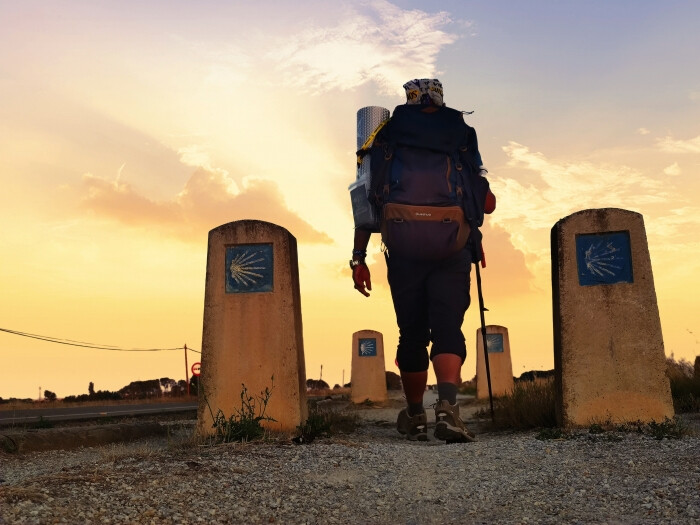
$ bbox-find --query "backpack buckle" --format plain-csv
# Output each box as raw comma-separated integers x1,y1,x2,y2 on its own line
383,144,393,161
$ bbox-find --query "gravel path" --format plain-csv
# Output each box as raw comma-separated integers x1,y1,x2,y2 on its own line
1,403,699,524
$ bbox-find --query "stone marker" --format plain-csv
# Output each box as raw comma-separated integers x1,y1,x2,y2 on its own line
197,220,307,436
551,208,674,427
351,330,388,403
475,325,515,399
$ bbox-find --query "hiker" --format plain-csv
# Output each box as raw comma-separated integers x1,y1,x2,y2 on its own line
350,78,496,443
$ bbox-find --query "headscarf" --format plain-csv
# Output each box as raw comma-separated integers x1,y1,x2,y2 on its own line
403,78,444,106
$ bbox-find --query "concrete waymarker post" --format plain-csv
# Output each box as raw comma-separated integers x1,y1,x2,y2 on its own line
551,208,673,427
197,220,308,436
475,325,515,399
351,330,387,403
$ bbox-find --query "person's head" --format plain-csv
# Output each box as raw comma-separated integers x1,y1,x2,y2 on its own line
403,78,444,106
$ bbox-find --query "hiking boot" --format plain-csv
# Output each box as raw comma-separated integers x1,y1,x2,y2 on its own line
434,400,476,443
396,408,428,441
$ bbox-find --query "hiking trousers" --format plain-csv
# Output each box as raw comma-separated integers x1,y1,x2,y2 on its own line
386,249,471,373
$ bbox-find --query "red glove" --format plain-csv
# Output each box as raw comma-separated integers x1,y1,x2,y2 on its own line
484,190,496,214
352,264,372,297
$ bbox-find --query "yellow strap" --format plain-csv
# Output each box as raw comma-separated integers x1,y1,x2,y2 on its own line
356,118,391,166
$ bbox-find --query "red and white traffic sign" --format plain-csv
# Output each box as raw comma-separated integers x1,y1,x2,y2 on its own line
191,362,201,376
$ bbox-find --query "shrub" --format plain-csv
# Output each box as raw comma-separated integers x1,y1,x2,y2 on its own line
294,413,331,444
293,408,360,444
646,417,688,440
43,390,57,402
666,355,700,413
205,377,276,443
666,355,694,380
31,416,54,429
63,394,91,403
476,380,557,431
458,382,477,396
669,375,700,412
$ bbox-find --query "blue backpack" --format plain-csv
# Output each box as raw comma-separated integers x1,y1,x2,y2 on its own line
359,104,490,261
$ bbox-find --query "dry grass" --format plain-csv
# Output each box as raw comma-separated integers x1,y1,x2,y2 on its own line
0,486,48,503
669,375,700,413
0,470,107,504
475,379,557,431
98,441,162,462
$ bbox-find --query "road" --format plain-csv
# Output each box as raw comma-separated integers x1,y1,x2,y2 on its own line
0,401,198,427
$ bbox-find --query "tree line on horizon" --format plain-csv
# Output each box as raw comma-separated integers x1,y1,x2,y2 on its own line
2,357,696,406
0,376,201,404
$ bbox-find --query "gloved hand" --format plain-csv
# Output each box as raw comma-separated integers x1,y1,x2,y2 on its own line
352,263,372,297
484,190,496,214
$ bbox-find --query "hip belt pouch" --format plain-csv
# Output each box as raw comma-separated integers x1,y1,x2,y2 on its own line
381,203,471,260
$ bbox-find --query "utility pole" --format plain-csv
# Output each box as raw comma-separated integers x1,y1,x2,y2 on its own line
320,364,323,381
184,344,190,396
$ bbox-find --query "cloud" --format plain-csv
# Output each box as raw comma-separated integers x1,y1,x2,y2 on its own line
200,45,252,88
645,207,700,239
494,142,667,230
81,174,181,226
477,222,535,298
268,0,459,96
79,169,332,245
489,142,673,278
657,135,700,153
178,145,217,170
637,127,651,135
664,162,681,176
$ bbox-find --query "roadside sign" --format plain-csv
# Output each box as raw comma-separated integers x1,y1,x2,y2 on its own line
191,362,201,376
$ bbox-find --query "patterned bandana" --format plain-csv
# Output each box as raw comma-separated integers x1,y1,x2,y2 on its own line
403,78,444,106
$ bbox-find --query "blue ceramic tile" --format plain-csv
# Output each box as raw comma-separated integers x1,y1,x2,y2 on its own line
359,338,377,357
486,333,504,353
225,244,274,293
576,232,633,286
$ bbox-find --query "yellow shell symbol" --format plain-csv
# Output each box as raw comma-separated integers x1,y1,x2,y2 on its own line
229,250,266,286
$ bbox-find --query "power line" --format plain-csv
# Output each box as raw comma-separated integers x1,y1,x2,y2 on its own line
0,327,200,353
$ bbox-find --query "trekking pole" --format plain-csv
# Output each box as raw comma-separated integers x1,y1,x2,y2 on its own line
473,245,495,422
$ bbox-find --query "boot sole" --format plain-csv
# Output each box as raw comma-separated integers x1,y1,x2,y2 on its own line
399,425,428,441
406,425,428,441
398,426,428,439
434,421,476,443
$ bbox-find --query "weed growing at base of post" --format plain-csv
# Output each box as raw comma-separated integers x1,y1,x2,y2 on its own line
204,376,276,443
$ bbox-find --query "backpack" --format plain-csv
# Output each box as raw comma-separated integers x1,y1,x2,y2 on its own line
359,104,490,261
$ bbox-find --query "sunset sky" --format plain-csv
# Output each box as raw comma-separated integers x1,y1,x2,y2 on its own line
2,1,699,399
